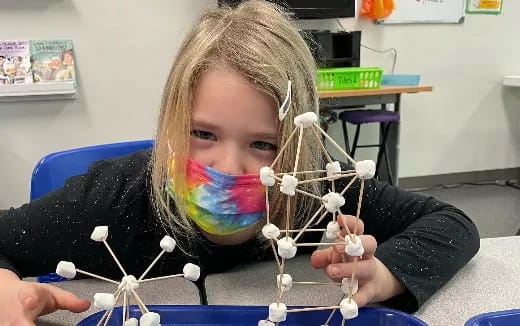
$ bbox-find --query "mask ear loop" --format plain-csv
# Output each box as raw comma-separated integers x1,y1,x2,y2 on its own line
278,80,292,121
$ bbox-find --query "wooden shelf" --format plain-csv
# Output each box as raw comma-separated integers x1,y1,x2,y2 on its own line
319,85,433,98
0,82,77,102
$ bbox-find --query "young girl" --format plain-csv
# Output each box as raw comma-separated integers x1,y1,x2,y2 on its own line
0,1,479,324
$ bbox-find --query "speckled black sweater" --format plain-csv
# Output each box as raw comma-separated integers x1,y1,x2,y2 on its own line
0,150,479,312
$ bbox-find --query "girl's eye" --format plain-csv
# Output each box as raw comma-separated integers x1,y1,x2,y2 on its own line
191,130,216,141
251,141,277,151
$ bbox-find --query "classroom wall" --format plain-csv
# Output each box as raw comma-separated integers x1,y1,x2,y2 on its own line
0,0,215,208
1,0,519,208
305,0,520,180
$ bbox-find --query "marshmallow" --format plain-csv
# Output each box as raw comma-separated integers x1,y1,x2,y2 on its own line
325,221,340,240
56,261,76,279
262,223,280,240
326,161,341,177
124,318,138,326
341,277,359,295
140,311,161,326
119,275,139,292
258,320,275,326
345,235,364,257
355,160,376,179
322,192,345,213
340,298,358,319
260,166,276,186
280,175,298,196
277,237,297,259
276,273,293,291
160,235,176,252
90,226,108,242
269,303,287,322
183,263,201,281
93,293,115,310
293,112,318,128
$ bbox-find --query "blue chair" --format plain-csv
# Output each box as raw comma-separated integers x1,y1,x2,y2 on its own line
31,139,154,200
30,139,154,282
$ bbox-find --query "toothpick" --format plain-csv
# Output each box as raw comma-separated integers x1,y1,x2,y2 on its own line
265,185,270,224
297,174,355,184
292,126,304,176
103,240,127,276
322,297,345,326
294,188,325,201
138,250,166,281
122,292,127,326
287,306,340,313
295,242,347,247
76,269,120,285
354,179,365,235
275,170,328,176
292,281,341,286
280,228,326,233
102,289,122,326
271,127,299,169
139,273,183,283
293,205,326,242
270,239,283,274
313,123,357,165
130,288,149,314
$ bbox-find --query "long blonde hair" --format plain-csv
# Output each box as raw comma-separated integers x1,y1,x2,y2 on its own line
152,0,323,248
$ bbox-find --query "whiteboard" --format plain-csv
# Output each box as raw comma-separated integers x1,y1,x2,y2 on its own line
377,0,466,24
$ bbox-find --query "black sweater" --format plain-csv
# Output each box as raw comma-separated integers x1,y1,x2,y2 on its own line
0,150,479,312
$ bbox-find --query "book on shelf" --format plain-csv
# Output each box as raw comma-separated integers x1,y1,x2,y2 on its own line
29,40,76,86
0,40,33,85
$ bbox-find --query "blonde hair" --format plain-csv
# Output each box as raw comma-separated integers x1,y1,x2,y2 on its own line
152,0,323,249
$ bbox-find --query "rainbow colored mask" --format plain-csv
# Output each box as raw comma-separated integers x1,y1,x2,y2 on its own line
167,158,266,235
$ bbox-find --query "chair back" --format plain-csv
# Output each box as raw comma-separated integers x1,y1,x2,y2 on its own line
30,140,154,200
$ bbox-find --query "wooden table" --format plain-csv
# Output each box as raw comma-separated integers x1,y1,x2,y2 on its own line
318,86,433,185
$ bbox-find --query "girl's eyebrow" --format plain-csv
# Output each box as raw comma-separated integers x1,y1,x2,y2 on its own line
192,119,278,140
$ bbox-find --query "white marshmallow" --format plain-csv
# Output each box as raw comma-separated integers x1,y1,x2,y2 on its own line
93,293,115,310
326,161,341,177
260,166,276,186
340,298,358,319
280,175,298,196
183,263,201,281
124,318,138,326
90,226,108,242
345,235,364,257
258,320,275,326
355,160,376,179
276,273,293,291
277,237,297,259
293,112,318,128
140,311,161,326
322,192,345,213
341,277,359,295
160,235,176,252
325,221,340,240
56,261,76,279
268,303,287,322
262,223,280,240
119,275,139,292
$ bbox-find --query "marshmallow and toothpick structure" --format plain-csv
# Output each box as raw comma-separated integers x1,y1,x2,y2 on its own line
258,111,375,326
56,227,201,326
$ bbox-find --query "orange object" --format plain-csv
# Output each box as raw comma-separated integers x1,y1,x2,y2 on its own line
360,0,395,19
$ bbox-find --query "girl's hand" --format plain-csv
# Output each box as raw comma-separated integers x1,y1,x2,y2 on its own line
0,268,90,325
309,215,405,307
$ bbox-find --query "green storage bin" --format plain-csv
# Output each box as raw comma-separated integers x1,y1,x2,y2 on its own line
317,67,384,90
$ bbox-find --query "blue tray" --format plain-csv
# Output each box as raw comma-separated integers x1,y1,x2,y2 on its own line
77,305,428,325
465,309,520,326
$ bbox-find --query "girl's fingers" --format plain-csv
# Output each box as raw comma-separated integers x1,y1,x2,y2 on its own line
311,235,377,269
334,235,377,257
337,214,364,236
351,281,376,308
324,258,377,281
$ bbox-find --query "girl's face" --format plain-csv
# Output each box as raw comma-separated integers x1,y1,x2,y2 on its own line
190,69,279,175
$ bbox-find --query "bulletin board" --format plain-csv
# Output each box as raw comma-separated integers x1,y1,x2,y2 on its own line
377,0,466,24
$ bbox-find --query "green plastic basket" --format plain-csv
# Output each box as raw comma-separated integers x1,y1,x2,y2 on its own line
317,67,384,91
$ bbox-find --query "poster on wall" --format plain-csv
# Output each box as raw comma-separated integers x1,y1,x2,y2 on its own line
377,0,466,24
466,0,502,14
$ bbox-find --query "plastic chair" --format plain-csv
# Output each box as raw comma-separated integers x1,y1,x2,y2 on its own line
30,139,154,282
339,109,400,185
31,140,154,200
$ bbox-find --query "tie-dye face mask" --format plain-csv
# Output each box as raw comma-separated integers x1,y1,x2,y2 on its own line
167,158,266,235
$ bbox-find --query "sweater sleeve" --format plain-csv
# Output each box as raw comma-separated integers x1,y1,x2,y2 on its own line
0,150,170,279
335,174,480,312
